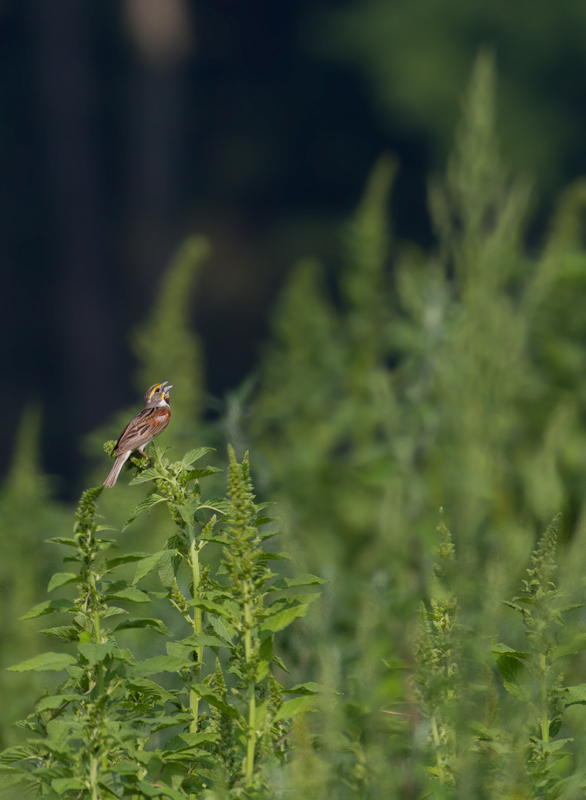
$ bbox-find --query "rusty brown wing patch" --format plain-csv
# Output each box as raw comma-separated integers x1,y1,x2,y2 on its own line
115,408,170,454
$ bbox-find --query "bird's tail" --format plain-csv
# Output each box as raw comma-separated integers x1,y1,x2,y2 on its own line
104,451,131,487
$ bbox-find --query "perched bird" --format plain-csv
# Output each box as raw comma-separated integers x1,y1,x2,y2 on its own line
104,381,173,487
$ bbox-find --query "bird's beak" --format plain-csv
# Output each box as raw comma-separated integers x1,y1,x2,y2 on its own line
160,381,173,398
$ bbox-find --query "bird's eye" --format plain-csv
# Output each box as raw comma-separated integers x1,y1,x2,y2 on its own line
155,386,160,392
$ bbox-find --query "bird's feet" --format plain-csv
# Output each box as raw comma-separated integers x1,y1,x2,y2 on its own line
138,449,152,465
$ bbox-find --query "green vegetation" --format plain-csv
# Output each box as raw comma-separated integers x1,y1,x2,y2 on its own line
0,446,322,798
5,54,586,796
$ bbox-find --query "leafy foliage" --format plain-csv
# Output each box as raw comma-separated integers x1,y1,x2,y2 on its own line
0,446,322,799
8,49,586,799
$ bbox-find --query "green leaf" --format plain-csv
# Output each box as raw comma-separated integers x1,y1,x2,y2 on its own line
258,529,281,542
112,647,136,664
129,467,164,485
109,760,140,775
269,574,328,591
39,625,79,642
260,551,293,562
47,537,77,547
78,642,114,665
158,551,177,589
182,447,215,466
256,660,270,681
0,746,36,763
491,643,529,659
273,695,317,722
103,606,128,619
175,502,199,527
0,774,27,791
136,716,190,733
501,600,524,612
134,781,189,800
52,778,85,794
556,603,586,615
106,587,151,603
549,716,563,737
36,694,80,712
552,633,586,662
126,678,175,703
130,655,194,677
187,466,222,479
123,493,166,531
503,681,531,702
259,636,273,664
383,659,411,670
8,653,77,672
199,497,231,515
559,684,586,706
542,739,573,754
261,600,317,633
189,598,233,618
496,654,524,684
164,732,219,752
191,684,240,718
254,516,275,527
133,550,172,583
177,633,229,648
284,682,323,695
209,615,234,643
272,654,290,674
199,530,228,544
47,573,78,593
254,501,274,512
20,599,73,620
105,552,150,569
470,723,513,743
115,618,171,636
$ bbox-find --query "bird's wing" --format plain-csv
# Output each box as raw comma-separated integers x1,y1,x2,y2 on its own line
115,408,170,454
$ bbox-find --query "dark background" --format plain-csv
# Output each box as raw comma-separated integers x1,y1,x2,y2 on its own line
2,0,586,495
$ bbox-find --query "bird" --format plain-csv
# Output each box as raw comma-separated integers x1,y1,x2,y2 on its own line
104,381,173,487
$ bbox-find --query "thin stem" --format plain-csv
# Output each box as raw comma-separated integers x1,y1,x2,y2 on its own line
88,546,106,775
188,525,203,733
89,564,104,696
89,753,100,800
540,652,549,743
430,715,445,787
244,592,256,785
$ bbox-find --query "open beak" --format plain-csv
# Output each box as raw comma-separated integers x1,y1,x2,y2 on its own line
160,380,173,398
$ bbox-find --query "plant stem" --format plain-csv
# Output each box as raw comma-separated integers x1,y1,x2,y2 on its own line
90,568,104,696
540,652,549,743
89,546,107,774
431,715,445,787
244,594,256,785
188,525,203,733
90,753,100,800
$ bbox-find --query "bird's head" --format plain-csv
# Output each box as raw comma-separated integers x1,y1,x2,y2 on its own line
144,381,173,408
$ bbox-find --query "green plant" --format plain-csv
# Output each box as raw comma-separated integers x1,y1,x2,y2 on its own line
412,520,460,793
0,445,323,799
485,516,586,799
0,407,68,747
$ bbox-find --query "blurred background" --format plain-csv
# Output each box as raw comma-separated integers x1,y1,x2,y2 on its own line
5,0,586,493
0,0,398,490
6,1,586,793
